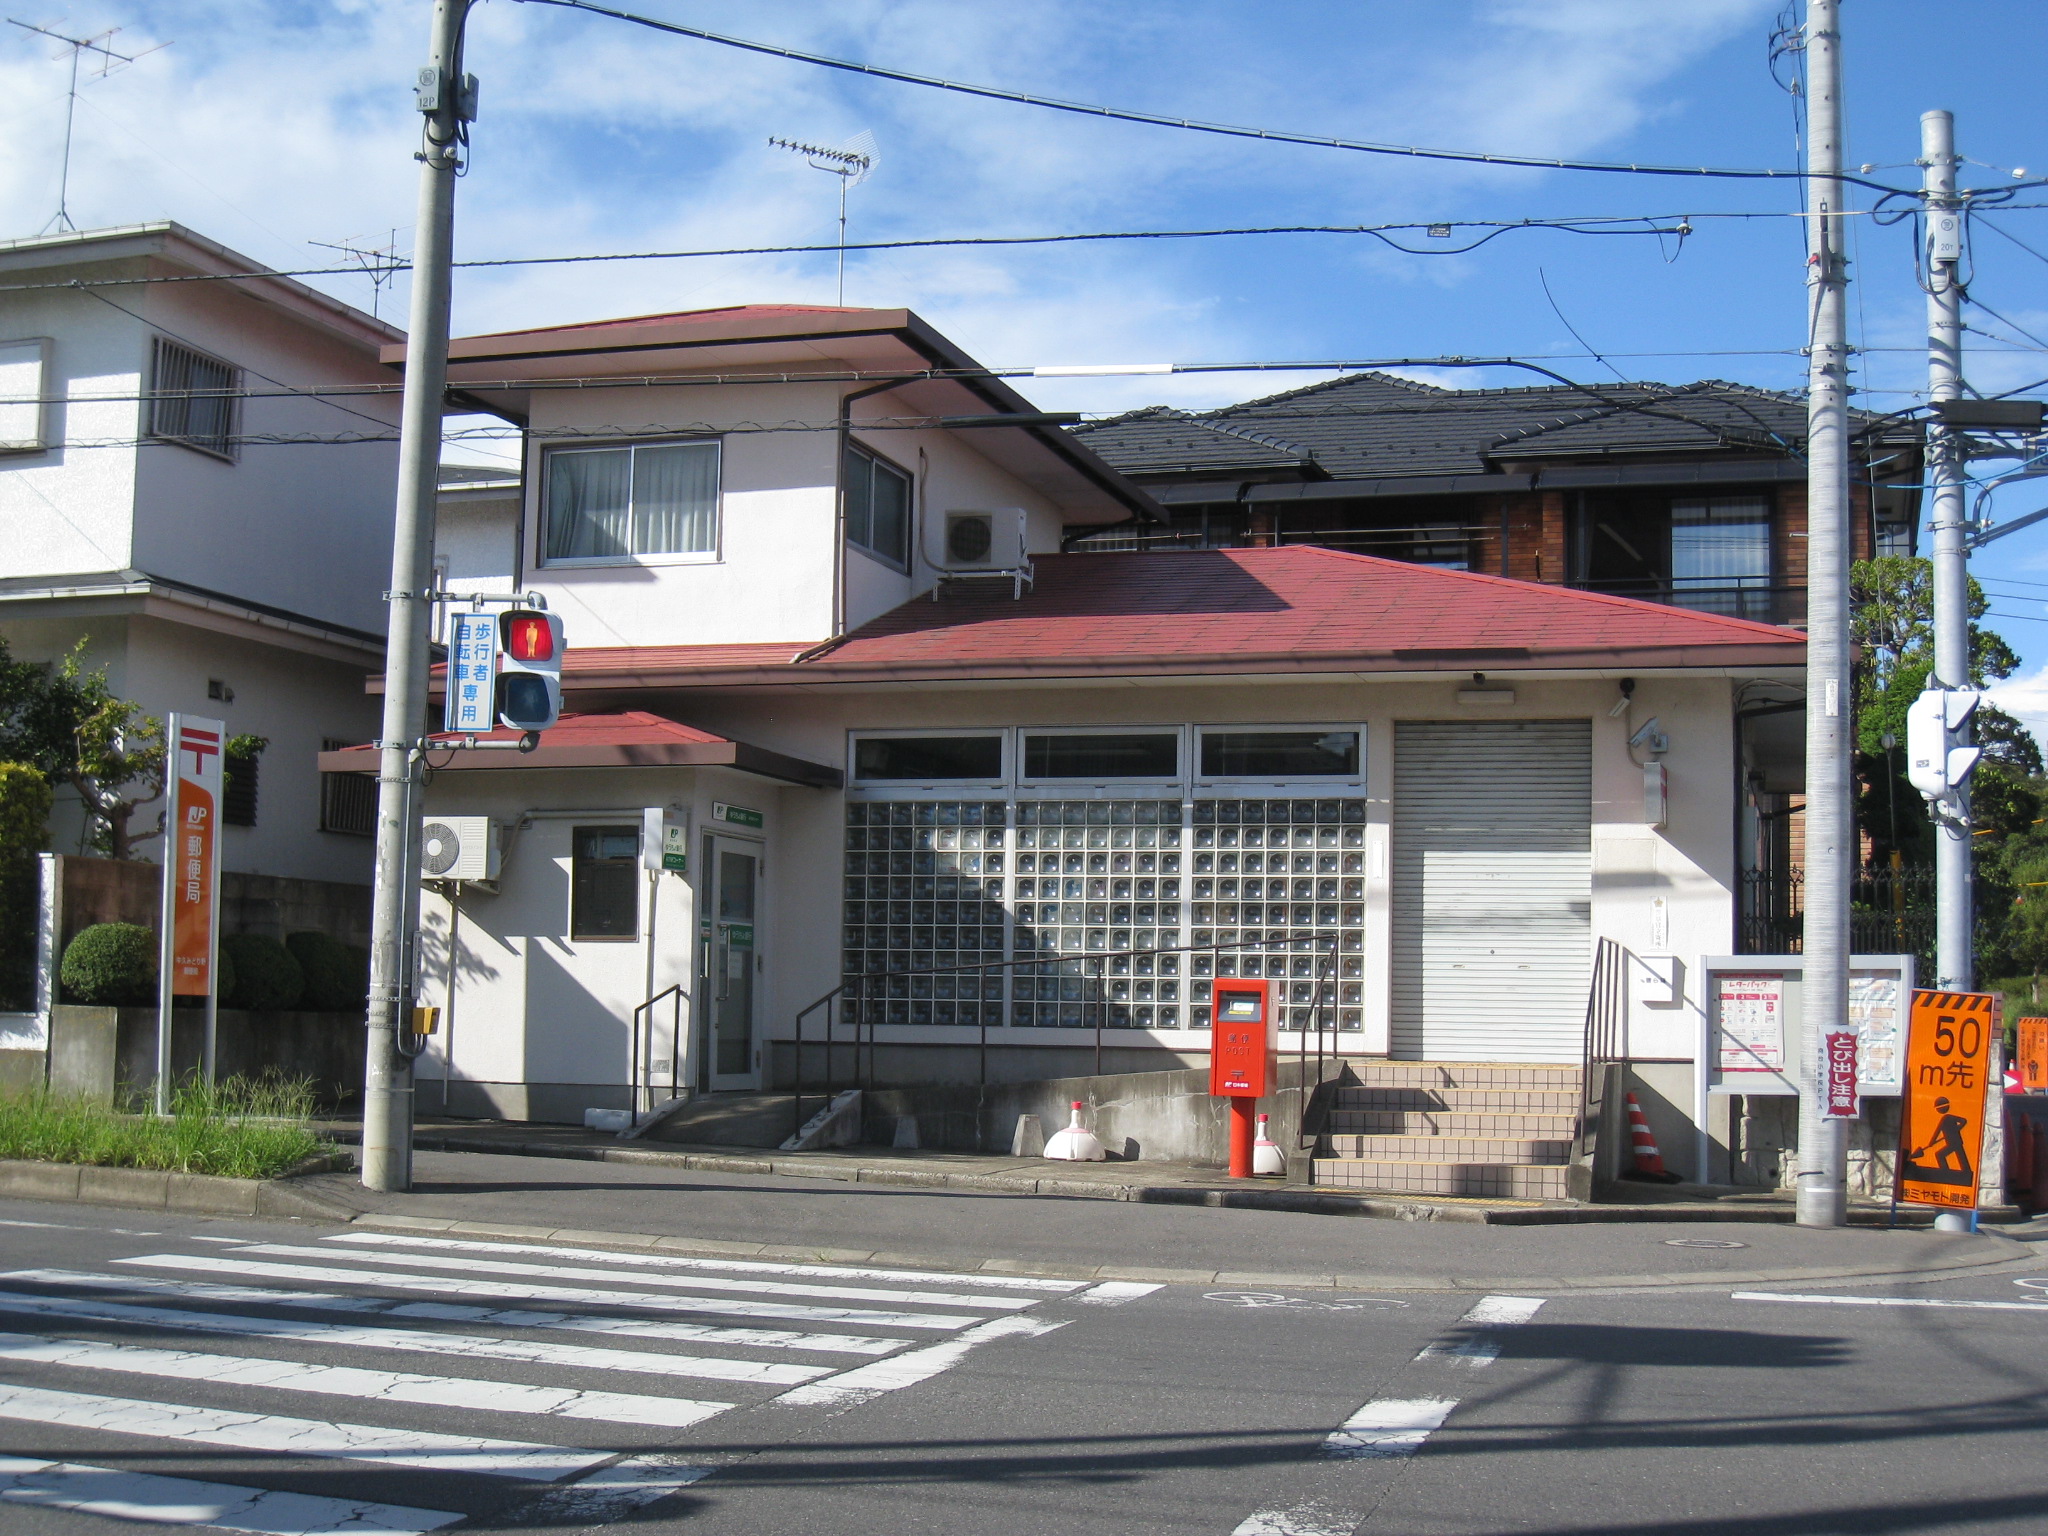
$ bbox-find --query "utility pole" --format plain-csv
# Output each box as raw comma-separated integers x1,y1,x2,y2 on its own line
1796,0,1852,1229
362,0,475,1193
1922,109,1973,993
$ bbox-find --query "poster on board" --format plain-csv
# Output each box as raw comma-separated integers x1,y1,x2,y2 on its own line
1716,973,1785,1072
1849,970,1904,1090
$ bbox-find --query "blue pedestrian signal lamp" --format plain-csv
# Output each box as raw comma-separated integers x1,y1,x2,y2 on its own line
495,608,564,732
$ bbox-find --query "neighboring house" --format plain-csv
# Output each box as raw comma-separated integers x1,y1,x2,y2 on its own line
1068,373,1923,625
0,223,399,881
324,302,1812,1196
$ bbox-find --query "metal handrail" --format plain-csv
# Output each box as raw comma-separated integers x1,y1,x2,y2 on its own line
1576,937,1628,1167
791,935,1342,1146
630,983,686,1120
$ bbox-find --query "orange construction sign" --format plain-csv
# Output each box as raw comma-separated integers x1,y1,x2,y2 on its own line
1895,989,1996,1210
2018,1017,2048,1093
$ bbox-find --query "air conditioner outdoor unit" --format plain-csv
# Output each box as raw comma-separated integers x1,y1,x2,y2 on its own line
420,816,500,884
941,509,1028,571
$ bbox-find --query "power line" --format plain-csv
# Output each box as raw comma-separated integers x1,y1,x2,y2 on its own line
512,0,1919,195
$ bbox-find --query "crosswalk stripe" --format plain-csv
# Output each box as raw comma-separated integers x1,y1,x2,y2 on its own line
0,1329,733,1430
517,1455,714,1524
117,1254,984,1331
332,1231,1088,1293
7,1268,904,1355
240,1243,1037,1310
1414,1294,1546,1367
0,1286,830,1387
0,1453,460,1535
0,1382,604,1480
771,1314,1068,1407
1323,1397,1459,1459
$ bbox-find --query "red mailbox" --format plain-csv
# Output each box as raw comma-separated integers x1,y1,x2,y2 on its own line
1210,979,1274,1097
1210,979,1273,1178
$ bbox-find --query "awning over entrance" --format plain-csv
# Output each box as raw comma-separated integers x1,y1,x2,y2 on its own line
317,710,840,788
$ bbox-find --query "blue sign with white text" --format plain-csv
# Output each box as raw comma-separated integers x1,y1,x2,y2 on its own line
449,612,498,735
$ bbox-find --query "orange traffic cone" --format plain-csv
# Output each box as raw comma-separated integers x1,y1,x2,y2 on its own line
1622,1091,1682,1184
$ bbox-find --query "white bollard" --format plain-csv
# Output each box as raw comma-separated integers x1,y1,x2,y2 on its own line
1042,1100,1106,1161
1251,1112,1286,1176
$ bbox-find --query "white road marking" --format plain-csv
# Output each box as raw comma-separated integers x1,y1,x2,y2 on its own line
0,1383,606,1481
1735,1291,2048,1313
0,1453,459,1535
332,1231,1087,1293
1231,1504,1360,1536
0,1218,158,1236
190,1235,253,1244
772,1315,1069,1407
1323,1397,1459,1459
239,1243,1035,1311
8,1268,904,1355
0,1328,733,1430
0,1286,829,1386
116,1254,983,1331
1074,1281,1164,1305
514,1455,713,1524
1415,1294,1546,1367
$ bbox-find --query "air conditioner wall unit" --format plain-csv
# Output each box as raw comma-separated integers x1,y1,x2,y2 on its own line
420,816,500,884
940,508,1028,571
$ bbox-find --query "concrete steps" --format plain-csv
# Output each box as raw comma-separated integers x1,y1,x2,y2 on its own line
1312,1060,1585,1200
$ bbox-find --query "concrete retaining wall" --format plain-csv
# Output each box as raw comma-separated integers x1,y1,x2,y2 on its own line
46,1004,366,1106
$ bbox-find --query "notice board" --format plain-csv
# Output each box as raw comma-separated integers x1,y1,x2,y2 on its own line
1701,955,1913,1098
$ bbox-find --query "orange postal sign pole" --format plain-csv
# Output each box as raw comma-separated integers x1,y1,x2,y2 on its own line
154,714,225,1115
1895,989,1996,1211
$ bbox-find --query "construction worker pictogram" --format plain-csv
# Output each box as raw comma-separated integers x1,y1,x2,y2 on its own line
1896,989,1995,1209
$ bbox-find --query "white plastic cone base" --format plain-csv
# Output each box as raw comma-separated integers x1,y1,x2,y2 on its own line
1251,1137,1286,1176
1043,1127,1106,1161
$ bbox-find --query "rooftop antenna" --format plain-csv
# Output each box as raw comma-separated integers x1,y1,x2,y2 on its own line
8,18,170,235
310,229,406,321
768,131,876,305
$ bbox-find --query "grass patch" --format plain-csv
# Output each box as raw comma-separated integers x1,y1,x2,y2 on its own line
0,1074,331,1180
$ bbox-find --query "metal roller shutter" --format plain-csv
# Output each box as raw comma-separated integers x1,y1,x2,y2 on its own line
1391,720,1591,1062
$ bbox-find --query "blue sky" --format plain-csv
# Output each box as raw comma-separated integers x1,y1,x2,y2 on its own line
4,1,2048,726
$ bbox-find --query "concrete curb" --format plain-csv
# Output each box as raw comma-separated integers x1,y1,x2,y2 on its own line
386,1131,1971,1228
345,1210,2039,1294
0,1154,359,1222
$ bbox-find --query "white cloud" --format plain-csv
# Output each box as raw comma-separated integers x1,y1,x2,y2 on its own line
1988,665,2048,752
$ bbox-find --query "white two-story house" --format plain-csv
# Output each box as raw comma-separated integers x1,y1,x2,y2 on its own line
0,222,399,882
326,302,1821,1193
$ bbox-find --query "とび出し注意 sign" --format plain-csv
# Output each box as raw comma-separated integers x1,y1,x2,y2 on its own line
1823,1031,1859,1119
164,715,224,996
1895,989,1996,1210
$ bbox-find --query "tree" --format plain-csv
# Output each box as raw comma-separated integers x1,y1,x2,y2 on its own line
55,650,165,860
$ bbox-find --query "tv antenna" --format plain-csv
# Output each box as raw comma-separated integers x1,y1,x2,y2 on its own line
8,18,170,235
769,131,876,305
310,230,407,321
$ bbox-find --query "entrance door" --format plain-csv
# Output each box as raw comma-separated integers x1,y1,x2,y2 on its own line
702,835,762,1090
1390,720,1592,1062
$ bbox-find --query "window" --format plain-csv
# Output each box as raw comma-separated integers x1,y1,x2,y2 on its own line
544,440,719,563
223,743,261,828
854,735,1003,783
148,337,240,460
844,441,911,568
571,825,642,940
1201,729,1360,780
1023,732,1179,781
319,739,375,836
0,338,50,453
1671,498,1770,591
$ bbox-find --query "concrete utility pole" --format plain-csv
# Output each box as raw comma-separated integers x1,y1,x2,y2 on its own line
1922,109,1974,992
1797,0,1852,1229
362,0,474,1193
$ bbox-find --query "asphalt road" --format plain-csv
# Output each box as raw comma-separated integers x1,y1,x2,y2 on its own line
0,1196,2044,1534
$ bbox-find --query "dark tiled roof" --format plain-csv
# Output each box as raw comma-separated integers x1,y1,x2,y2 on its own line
1074,371,1886,483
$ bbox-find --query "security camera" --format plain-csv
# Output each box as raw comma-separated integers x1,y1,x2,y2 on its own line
1628,717,1668,755
1608,677,1636,718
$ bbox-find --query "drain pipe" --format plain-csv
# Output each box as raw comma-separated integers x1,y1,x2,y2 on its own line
830,377,921,641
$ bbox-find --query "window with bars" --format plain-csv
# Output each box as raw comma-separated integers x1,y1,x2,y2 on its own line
841,794,1367,1032
147,338,241,460
319,739,376,836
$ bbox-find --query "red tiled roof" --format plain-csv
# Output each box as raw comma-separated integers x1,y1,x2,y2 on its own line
315,711,837,785
556,547,1805,688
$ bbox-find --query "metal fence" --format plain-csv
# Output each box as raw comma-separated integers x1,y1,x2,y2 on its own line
1738,867,1937,958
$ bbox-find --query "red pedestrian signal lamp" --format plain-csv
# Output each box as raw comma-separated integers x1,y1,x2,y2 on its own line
495,609,563,732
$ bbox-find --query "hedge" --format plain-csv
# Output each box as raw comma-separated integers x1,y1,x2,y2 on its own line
286,931,368,1012
221,933,303,1011
59,923,157,1006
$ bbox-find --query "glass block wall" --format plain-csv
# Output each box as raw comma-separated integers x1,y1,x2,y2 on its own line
843,796,1368,1030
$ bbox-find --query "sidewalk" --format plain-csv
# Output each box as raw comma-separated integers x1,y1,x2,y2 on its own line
291,1132,2047,1297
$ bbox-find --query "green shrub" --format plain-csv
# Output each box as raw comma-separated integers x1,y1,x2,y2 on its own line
0,1073,329,1178
286,931,367,1012
221,933,303,1011
215,941,236,1006
60,922,156,1006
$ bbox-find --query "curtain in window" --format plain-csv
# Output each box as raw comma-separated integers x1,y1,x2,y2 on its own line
843,444,873,551
870,459,909,565
633,442,719,554
1671,498,1770,588
546,448,633,559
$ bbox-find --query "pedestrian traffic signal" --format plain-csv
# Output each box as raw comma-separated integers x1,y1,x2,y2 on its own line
1905,687,1980,800
495,609,563,732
